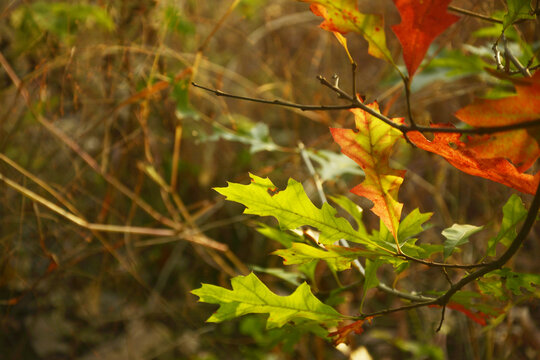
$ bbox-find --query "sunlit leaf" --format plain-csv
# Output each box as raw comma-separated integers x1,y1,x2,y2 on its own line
298,0,393,62
214,174,384,249
398,208,433,242
191,273,344,329
331,103,405,242
273,243,377,273
328,194,366,233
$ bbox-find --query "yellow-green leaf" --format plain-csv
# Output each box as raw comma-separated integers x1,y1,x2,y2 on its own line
192,273,344,329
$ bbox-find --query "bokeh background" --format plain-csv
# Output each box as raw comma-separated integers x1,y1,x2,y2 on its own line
1,0,539,359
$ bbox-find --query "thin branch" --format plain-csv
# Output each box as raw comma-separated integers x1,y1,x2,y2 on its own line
194,80,540,136
399,253,488,269
192,82,354,111
436,305,447,332
503,35,532,77
448,5,503,24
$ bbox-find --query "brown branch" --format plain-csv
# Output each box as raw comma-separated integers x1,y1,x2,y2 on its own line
448,5,503,24
399,253,488,269
194,80,540,136
192,82,354,111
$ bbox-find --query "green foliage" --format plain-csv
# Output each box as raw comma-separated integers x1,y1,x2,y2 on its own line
191,272,344,329
273,243,374,272
441,224,484,259
214,174,382,249
480,268,540,300
503,0,536,31
487,194,528,256
10,1,113,45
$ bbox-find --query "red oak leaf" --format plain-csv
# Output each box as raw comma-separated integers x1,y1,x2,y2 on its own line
331,103,405,242
329,317,373,345
391,0,459,78
455,71,540,171
408,125,540,194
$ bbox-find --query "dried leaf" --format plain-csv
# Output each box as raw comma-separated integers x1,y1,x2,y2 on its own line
329,317,373,345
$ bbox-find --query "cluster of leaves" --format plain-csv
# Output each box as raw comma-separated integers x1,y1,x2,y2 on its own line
192,0,540,347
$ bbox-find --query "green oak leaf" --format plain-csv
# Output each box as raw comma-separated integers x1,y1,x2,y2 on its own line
256,223,305,248
492,268,540,296
360,259,382,311
273,243,378,273
503,0,535,31
215,174,387,251
329,194,366,233
442,224,483,259
487,194,527,256
191,272,344,329
397,208,433,242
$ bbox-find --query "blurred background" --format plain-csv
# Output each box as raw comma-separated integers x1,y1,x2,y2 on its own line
0,0,539,359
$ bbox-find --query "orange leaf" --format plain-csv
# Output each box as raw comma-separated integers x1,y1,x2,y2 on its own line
329,317,373,345
391,0,459,78
299,0,393,62
465,131,539,172
454,71,540,171
331,103,405,241
456,71,540,127
408,125,540,194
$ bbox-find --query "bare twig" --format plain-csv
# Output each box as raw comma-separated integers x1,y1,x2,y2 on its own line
448,5,503,24
192,82,354,111
502,35,532,77
194,79,540,136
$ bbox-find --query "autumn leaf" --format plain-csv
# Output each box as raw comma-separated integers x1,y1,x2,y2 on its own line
329,317,373,345
454,71,540,171
331,103,405,244
298,0,393,63
408,126,540,194
391,0,459,78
